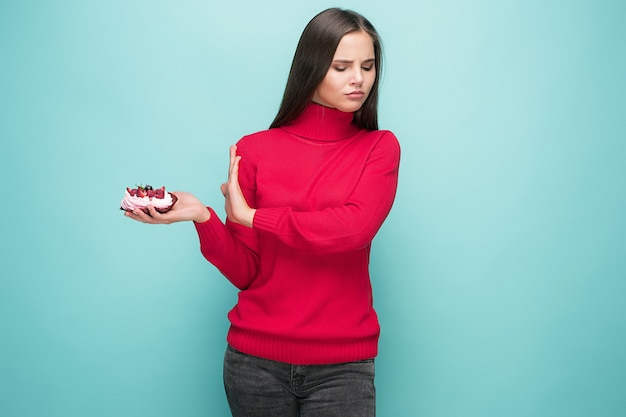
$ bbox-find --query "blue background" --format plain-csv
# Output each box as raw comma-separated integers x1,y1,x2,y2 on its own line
1,1,624,416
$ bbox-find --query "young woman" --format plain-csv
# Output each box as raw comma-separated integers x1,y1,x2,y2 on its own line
126,8,400,417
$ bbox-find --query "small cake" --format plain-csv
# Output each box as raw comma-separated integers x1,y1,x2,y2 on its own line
120,184,177,214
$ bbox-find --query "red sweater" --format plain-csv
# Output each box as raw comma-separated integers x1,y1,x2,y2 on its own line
194,103,400,364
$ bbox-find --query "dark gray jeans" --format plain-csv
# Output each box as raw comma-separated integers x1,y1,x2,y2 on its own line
223,345,376,417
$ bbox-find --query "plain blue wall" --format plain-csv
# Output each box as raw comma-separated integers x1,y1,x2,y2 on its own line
1,1,624,416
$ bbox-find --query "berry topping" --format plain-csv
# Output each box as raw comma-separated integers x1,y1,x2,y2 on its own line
126,184,168,199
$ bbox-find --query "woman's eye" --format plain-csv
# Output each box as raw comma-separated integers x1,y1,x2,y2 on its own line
362,66,374,71
334,67,347,72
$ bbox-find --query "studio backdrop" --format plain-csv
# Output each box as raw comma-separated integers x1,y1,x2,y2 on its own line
1,1,624,416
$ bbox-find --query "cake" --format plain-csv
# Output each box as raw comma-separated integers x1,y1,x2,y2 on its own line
120,184,177,214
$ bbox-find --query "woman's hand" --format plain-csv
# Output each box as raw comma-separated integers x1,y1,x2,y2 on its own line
124,191,211,224
221,145,256,228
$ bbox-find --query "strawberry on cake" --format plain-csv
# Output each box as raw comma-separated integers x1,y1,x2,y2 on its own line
120,184,177,214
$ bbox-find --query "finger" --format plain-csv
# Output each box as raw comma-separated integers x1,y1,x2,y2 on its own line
228,145,236,177
136,206,159,221
227,151,232,177
124,209,148,223
146,205,159,218
220,183,227,197
231,155,241,180
147,205,173,224
226,157,241,201
124,210,140,221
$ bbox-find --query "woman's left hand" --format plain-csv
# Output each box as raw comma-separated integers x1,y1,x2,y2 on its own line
221,145,256,228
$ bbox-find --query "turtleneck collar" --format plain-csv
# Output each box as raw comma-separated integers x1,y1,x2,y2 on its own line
280,102,361,142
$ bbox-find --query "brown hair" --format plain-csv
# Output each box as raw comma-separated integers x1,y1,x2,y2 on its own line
269,8,383,130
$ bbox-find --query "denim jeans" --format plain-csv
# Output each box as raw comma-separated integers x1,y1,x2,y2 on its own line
223,345,376,417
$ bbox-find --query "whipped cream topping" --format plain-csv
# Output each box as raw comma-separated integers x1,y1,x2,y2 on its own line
120,190,174,211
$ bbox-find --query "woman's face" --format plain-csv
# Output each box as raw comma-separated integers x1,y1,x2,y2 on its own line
312,30,376,113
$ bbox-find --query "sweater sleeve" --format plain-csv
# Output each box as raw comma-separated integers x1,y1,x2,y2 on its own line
193,136,262,289
252,131,400,253
194,208,259,290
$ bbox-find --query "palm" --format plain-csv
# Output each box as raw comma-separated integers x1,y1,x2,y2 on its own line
222,145,255,227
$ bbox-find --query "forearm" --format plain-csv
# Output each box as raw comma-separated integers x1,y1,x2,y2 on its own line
253,185,396,253
229,207,256,228
195,208,259,289
251,133,400,253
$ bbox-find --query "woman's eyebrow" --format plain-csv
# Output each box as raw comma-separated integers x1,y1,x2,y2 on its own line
332,58,375,64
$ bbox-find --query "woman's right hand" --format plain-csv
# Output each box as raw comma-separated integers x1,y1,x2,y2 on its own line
124,191,211,224
221,145,256,228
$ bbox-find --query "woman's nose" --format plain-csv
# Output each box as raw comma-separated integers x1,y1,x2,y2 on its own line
351,68,364,86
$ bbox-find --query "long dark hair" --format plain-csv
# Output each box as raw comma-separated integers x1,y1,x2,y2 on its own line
269,8,383,130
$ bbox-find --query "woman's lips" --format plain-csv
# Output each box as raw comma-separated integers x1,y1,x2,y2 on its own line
346,91,365,99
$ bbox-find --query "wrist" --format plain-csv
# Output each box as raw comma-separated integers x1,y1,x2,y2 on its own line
195,207,211,223
246,208,256,228
233,208,256,228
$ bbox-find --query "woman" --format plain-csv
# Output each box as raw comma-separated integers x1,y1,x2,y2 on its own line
126,8,400,417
